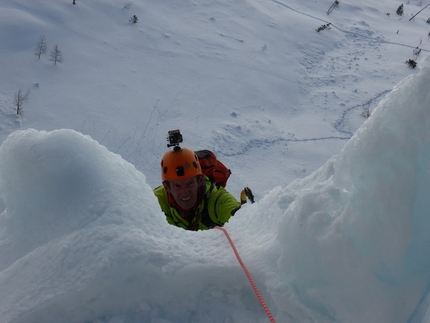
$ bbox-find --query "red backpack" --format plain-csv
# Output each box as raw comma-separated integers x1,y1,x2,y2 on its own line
194,150,231,187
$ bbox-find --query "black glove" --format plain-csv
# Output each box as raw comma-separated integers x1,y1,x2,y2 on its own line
244,187,255,204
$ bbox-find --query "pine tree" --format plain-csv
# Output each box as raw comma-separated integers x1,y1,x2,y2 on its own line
396,4,404,16
129,15,138,23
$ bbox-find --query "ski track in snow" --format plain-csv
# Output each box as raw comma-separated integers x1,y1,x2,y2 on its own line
219,135,350,158
1,0,428,188
214,86,387,159
334,89,392,136
268,0,430,142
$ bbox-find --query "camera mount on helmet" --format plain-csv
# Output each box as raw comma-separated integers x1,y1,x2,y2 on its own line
167,129,183,151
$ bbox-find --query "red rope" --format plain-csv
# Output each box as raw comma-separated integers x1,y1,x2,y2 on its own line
214,226,277,323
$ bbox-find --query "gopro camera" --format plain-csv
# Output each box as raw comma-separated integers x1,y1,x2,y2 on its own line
167,129,183,148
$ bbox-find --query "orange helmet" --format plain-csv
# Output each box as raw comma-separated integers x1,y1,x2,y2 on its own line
161,147,202,181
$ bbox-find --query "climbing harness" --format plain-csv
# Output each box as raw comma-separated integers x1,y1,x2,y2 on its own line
214,226,277,323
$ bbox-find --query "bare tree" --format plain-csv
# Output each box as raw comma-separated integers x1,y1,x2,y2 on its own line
327,0,339,15
361,103,371,118
123,2,132,10
413,46,421,60
14,89,30,116
49,45,63,65
34,35,48,60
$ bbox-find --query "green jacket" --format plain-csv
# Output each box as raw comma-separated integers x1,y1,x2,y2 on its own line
154,177,241,231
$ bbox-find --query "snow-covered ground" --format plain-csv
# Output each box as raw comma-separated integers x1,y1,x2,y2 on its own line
1,0,430,322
